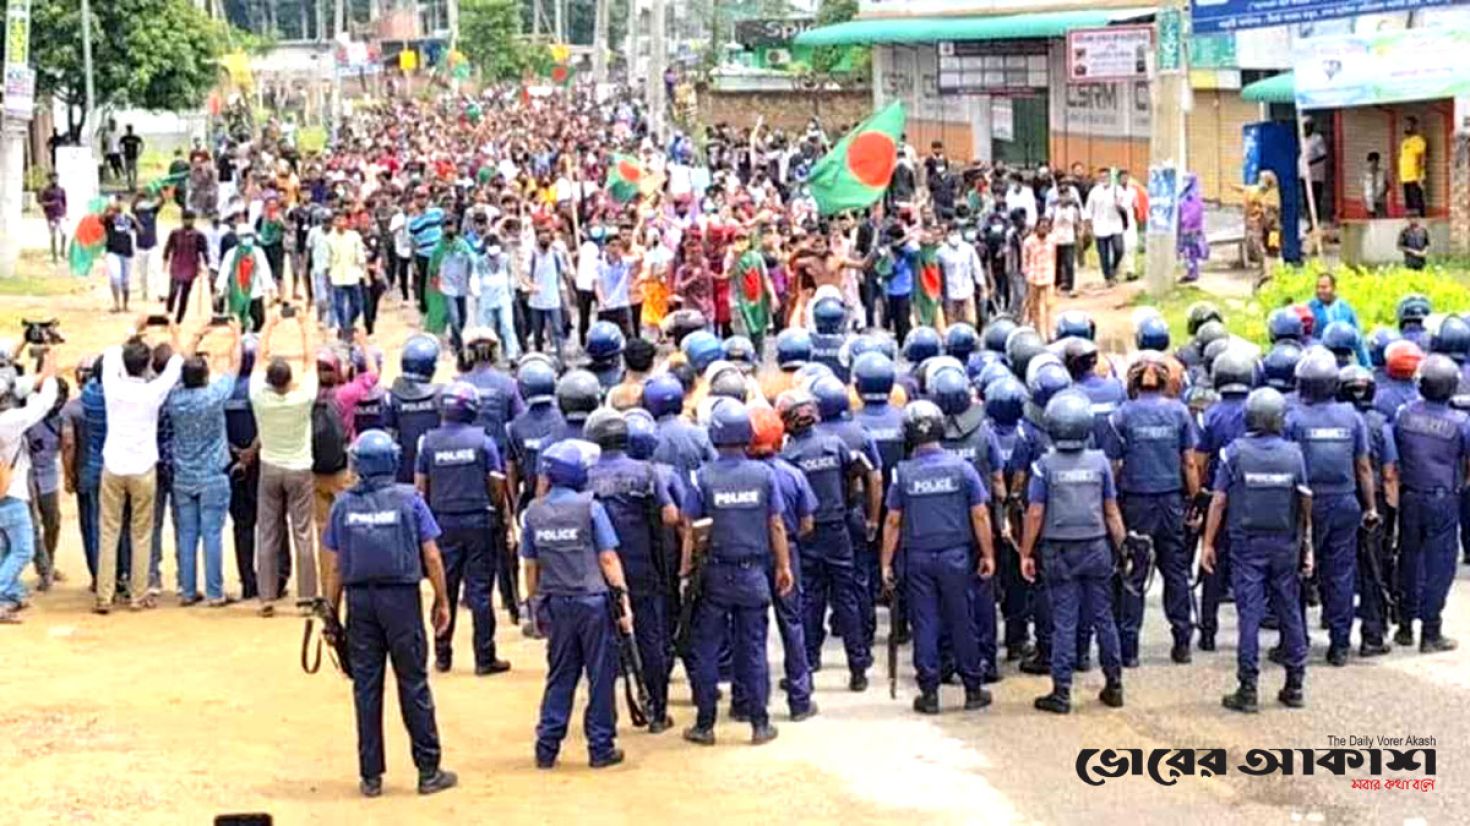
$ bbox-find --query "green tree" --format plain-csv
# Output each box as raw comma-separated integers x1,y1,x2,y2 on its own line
462,0,533,81
17,0,225,127
812,0,863,76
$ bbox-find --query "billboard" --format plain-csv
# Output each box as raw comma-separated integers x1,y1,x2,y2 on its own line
1192,0,1462,35
1292,26,1470,109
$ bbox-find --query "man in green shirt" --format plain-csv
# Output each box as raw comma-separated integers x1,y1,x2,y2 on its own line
250,309,318,616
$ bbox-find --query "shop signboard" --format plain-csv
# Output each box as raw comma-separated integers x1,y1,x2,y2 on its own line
1067,25,1153,82
1192,0,1460,35
1292,26,1470,110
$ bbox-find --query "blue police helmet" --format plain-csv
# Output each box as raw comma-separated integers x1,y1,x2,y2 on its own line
556,369,603,422
976,360,1014,396
585,406,629,451
1043,389,1094,450
624,408,659,459
984,375,1028,426
1295,347,1340,403
1321,321,1360,361
902,399,946,447
775,327,813,368
852,351,896,402
1367,327,1399,368
1397,293,1432,326
642,373,685,418
1211,347,1257,396
1135,315,1170,352
871,332,898,362
930,366,973,416
709,397,753,447
722,335,756,367
1418,353,1461,402
1430,314,1470,363
1027,359,1072,409
902,326,942,364
966,350,1001,383
944,323,978,362
440,381,480,423
1338,364,1375,409
239,333,260,376
682,330,724,374
848,334,881,362
1005,326,1046,380
350,429,402,479
1024,351,1064,388
401,334,440,382
917,355,965,397
1244,387,1288,435
517,360,557,405
982,316,1018,355
1054,310,1095,342
793,362,836,393
812,296,846,334
1262,341,1304,391
1267,307,1304,343
541,439,596,490
811,375,851,421
586,320,626,362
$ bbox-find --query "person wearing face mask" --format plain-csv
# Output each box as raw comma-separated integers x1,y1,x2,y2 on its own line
215,225,277,332
937,221,984,327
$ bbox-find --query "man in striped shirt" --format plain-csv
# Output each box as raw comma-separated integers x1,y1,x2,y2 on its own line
408,190,445,314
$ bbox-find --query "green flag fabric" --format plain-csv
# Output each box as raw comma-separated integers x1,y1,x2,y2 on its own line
224,246,257,325
913,243,944,328
605,154,646,204
806,101,906,216
730,249,770,339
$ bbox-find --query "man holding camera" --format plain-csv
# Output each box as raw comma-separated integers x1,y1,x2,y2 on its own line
0,351,60,623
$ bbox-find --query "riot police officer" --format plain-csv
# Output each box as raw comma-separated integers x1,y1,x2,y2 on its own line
553,369,602,446
1201,388,1311,712
226,334,264,598
945,323,979,365
524,439,631,768
781,388,872,688
748,404,820,721
1018,390,1127,714
384,334,443,485
585,407,679,732
1104,353,1199,665
320,430,457,797
854,352,906,635
810,295,850,382
899,326,942,402
414,382,511,675
645,372,716,486
506,358,565,512
1193,347,1256,651
1393,354,1470,653
881,400,997,713
1175,302,1224,372
682,399,795,745
1339,365,1399,656
1284,349,1376,666
985,375,1037,661
1397,293,1432,351
1321,321,1363,368
586,321,627,391
1377,340,1423,421
813,375,884,652
458,327,524,462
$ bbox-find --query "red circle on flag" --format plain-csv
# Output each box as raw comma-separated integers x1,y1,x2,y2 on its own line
617,160,643,182
846,131,897,188
550,65,569,84
742,270,761,302
921,264,942,299
75,214,105,248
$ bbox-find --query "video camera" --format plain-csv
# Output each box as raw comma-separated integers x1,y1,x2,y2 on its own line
22,318,62,372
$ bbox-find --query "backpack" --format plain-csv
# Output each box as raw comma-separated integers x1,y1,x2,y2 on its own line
311,398,349,474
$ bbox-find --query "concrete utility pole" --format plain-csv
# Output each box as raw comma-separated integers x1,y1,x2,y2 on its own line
648,0,666,139
447,0,459,45
626,1,640,86
592,0,609,85
0,0,33,278
554,0,565,44
331,0,345,136
1143,0,1190,296
81,0,96,138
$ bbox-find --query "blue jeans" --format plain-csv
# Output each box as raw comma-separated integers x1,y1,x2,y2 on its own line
175,476,231,600
0,496,36,606
443,294,466,353
531,307,563,354
477,301,519,360
333,284,363,332
76,487,100,582
149,475,177,592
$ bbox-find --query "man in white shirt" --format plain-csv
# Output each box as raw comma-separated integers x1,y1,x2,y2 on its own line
0,353,59,623
574,228,603,348
936,223,985,326
1301,118,1328,220
1117,169,1141,281
1005,174,1038,229
1084,168,1126,286
96,320,183,613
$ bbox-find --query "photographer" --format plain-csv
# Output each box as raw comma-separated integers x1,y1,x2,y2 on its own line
0,350,59,624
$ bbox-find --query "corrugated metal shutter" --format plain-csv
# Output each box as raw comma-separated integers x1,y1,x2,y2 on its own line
1338,107,1393,220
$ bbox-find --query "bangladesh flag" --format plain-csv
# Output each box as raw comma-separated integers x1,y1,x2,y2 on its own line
144,171,188,198
68,202,108,277
913,243,944,328
806,101,906,216
224,246,257,325
547,63,575,86
730,249,770,338
605,154,646,204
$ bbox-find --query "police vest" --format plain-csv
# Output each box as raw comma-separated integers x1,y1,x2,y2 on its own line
942,407,994,483
510,406,564,488
337,482,424,587
421,425,492,515
1363,407,1388,493
464,369,516,454
390,381,442,485
1396,402,1466,494
588,458,662,595
856,405,905,491
1292,403,1358,496
783,432,849,524
1113,398,1184,494
352,387,385,437
698,459,773,562
1225,437,1301,536
225,378,258,449
896,454,973,552
811,333,849,382
1039,450,1108,541
524,492,608,595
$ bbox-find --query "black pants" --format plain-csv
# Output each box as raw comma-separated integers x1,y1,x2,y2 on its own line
263,244,285,293
363,279,384,336
576,289,597,346
413,254,431,314
1096,235,1122,283
598,306,633,339
348,585,443,780
1055,243,1077,293
248,298,266,332
887,294,911,345
229,461,259,599
392,253,413,300
167,278,195,324
1404,182,1425,217
435,514,498,668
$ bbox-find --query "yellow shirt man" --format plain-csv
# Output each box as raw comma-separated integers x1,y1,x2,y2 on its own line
1399,132,1427,184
